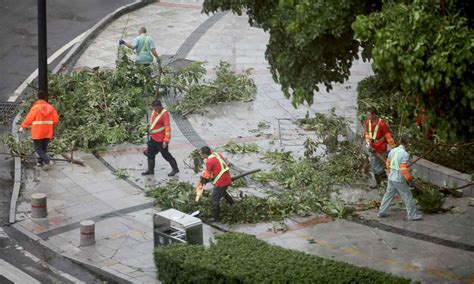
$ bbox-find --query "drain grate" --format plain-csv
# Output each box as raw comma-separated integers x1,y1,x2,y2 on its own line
0,102,19,124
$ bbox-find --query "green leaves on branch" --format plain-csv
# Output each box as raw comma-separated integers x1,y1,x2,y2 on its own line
148,112,366,224
146,180,322,224
353,0,474,142
203,0,377,107
170,61,256,116
297,108,349,154
219,140,260,154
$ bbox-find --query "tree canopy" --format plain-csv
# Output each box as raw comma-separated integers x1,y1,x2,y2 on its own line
203,0,473,142
353,0,473,141
203,0,380,106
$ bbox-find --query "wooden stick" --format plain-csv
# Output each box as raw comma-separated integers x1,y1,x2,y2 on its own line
0,152,85,167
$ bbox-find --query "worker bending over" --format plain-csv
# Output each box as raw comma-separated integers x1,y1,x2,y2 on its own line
197,146,234,221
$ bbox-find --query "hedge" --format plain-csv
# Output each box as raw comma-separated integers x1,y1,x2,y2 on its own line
154,232,410,283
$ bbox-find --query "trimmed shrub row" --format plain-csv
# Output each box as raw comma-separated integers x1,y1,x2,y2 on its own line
154,232,410,283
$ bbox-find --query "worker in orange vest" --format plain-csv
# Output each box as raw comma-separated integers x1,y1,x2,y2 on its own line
142,99,179,176
365,107,396,188
19,91,59,170
197,146,234,221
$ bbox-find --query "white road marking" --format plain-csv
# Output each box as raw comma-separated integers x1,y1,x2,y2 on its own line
16,245,86,284
0,258,41,284
7,30,89,103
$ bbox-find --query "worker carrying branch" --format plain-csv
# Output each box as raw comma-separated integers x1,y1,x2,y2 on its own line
365,107,396,188
195,146,234,222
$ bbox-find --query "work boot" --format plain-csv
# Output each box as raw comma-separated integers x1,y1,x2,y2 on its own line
167,160,179,176
408,214,422,221
211,210,220,222
168,168,179,176
141,159,155,175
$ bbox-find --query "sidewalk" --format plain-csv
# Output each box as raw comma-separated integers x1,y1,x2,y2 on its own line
14,1,474,283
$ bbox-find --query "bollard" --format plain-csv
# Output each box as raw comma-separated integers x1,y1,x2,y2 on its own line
80,220,95,246
31,193,47,218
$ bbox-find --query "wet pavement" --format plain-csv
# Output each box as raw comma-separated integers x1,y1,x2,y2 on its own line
12,0,474,283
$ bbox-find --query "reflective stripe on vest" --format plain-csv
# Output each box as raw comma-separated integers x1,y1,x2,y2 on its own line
389,148,401,171
138,36,150,55
32,120,53,125
209,152,229,184
149,109,167,134
368,119,382,142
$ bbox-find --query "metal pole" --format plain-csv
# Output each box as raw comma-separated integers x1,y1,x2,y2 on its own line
38,0,48,100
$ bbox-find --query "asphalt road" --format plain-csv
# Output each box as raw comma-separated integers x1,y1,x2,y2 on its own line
0,0,133,102
0,0,132,282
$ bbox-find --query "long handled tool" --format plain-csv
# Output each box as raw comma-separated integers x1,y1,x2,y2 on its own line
372,151,465,196
195,169,261,202
0,152,85,167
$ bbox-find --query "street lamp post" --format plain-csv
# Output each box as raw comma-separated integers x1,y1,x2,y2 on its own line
38,0,48,100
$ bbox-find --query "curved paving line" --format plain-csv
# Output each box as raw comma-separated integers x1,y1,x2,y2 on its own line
351,217,474,252
92,10,474,254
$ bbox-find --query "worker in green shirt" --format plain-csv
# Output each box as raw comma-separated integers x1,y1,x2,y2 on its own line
120,27,159,65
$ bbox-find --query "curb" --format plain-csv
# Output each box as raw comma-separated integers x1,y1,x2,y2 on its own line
65,256,134,284
8,1,153,283
9,0,151,224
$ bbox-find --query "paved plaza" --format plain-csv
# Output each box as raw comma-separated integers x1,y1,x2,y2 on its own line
12,0,474,283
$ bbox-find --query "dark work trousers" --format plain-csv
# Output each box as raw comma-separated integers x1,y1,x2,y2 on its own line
147,138,178,170
33,138,50,165
212,185,234,220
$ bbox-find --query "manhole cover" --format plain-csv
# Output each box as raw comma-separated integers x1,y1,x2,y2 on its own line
0,102,19,125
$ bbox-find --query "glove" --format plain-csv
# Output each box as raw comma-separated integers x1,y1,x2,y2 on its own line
18,127,24,133
119,39,125,45
407,180,415,188
162,142,168,148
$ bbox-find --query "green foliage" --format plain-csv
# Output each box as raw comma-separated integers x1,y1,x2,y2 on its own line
154,232,410,283
170,61,256,116
184,149,204,174
297,108,349,153
250,171,274,184
257,121,270,129
203,0,377,107
416,188,445,214
357,75,474,174
356,74,402,126
230,177,247,188
409,139,474,175
414,181,446,213
146,180,322,224
160,61,207,94
113,169,129,179
303,138,318,160
219,140,260,154
353,0,474,142
325,197,352,218
4,133,34,155
13,51,150,153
